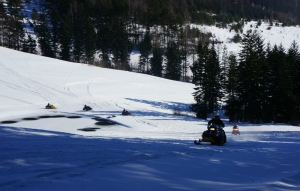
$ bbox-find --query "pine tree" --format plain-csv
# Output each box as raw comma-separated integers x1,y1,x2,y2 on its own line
287,41,300,124
236,32,266,123
0,2,7,46
5,0,25,50
35,12,54,58
268,44,295,123
190,42,208,118
191,42,221,118
110,18,131,70
220,45,229,100
72,6,85,63
225,53,239,121
150,45,163,77
48,8,60,58
83,17,96,64
59,15,72,61
139,31,152,73
22,33,36,54
207,43,222,114
164,41,181,81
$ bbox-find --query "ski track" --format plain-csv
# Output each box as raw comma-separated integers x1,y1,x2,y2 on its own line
85,79,93,97
0,62,72,105
0,95,33,105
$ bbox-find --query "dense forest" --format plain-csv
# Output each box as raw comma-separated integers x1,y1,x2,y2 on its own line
0,0,299,124
191,33,300,125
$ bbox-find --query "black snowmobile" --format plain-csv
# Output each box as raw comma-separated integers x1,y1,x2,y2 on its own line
194,123,227,145
83,105,92,111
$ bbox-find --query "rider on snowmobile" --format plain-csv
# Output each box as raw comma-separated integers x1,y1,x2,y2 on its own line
208,115,225,129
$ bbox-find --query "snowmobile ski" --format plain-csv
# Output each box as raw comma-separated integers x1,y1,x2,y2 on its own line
194,140,202,145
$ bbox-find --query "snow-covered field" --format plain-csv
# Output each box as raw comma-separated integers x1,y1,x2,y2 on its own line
0,47,300,191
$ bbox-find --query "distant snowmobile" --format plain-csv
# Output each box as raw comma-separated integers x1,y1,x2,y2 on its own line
45,103,56,109
232,125,240,135
194,123,227,145
83,105,92,111
122,109,131,115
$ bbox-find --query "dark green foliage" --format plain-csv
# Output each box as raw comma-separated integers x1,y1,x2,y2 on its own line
83,17,97,64
110,19,131,70
164,41,181,81
224,34,300,124
224,53,239,122
3,0,25,50
235,32,266,123
59,15,72,61
191,42,221,119
35,13,54,58
150,46,163,77
233,34,242,43
267,45,295,123
48,8,60,58
139,32,152,73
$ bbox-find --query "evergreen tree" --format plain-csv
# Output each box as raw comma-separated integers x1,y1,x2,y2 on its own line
48,8,60,58
0,2,7,46
190,42,208,118
287,41,300,124
236,32,266,123
5,0,25,50
207,43,222,114
150,45,163,77
72,7,85,63
22,33,36,54
191,42,221,118
178,27,189,82
220,45,229,99
164,41,181,81
267,44,294,123
139,31,152,73
110,18,131,70
83,17,96,64
225,53,239,121
59,15,72,61
35,13,54,58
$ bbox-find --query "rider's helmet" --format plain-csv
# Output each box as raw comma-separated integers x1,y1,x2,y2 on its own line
214,115,220,120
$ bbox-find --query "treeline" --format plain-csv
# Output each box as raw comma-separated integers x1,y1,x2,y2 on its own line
1,0,299,65
191,32,300,125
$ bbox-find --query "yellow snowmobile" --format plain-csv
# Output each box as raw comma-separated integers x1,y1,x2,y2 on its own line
45,103,56,109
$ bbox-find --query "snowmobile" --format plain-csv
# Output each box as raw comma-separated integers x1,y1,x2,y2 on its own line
45,104,56,109
194,123,227,145
232,125,240,135
122,109,131,115
83,105,92,111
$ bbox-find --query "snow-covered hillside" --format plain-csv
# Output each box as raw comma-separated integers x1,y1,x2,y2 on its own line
191,21,300,53
0,47,300,190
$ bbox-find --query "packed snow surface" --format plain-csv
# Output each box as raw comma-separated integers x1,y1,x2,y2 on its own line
0,47,299,190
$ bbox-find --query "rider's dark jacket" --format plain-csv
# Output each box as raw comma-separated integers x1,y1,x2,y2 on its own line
208,118,225,127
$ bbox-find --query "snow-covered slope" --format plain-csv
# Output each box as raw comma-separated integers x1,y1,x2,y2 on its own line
0,47,300,191
190,21,300,53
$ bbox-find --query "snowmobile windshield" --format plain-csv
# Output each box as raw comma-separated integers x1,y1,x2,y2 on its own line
210,123,221,129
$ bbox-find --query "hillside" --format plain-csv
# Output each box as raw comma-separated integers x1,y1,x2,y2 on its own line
0,46,300,191
1,0,300,124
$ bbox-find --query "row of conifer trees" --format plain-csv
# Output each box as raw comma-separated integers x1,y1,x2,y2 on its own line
191,32,300,125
